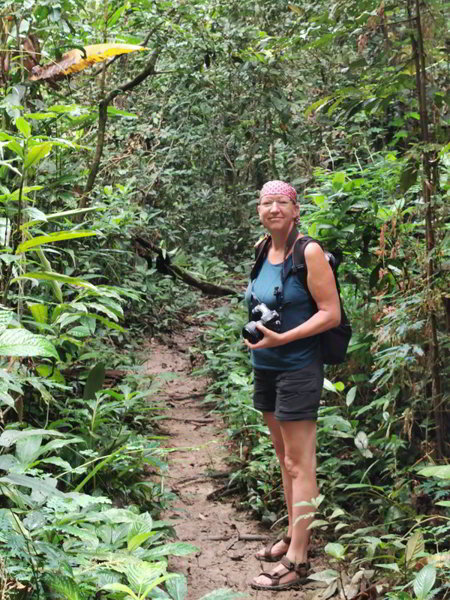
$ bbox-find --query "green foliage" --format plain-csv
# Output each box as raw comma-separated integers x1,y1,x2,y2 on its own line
1,0,449,598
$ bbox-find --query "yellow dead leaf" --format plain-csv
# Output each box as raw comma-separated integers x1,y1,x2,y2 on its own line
30,43,148,82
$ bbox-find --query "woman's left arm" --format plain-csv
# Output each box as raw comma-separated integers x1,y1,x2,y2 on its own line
244,242,340,349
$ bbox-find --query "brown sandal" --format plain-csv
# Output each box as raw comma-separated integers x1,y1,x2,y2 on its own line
250,556,310,591
254,536,291,562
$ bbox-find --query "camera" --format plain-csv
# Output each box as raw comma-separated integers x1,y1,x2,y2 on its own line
242,303,281,344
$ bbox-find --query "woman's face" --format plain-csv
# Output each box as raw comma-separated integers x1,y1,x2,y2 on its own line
257,194,299,232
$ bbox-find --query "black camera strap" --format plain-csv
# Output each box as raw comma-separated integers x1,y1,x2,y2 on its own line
249,225,299,318
275,226,299,310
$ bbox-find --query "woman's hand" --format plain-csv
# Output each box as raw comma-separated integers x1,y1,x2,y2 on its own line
244,324,286,349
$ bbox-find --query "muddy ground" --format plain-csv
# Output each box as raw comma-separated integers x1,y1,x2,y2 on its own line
144,322,328,600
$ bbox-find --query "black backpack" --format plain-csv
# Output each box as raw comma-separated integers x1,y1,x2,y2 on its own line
251,235,352,365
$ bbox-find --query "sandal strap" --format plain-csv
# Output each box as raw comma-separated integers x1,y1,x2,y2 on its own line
262,536,291,559
257,571,282,583
280,556,310,577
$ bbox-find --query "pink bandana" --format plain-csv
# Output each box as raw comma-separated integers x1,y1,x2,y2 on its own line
260,180,297,202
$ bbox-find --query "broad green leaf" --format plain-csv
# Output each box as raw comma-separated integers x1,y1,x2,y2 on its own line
406,531,425,566
0,473,64,497
0,429,64,448
323,378,339,393
16,435,42,465
16,230,98,253
46,575,87,600
323,580,338,600
0,186,43,202
413,564,436,600
128,531,154,552
23,112,58,120
166,574,188,600
325,542,346,560
332,172,346,188
74,446,124,492
39,457,72,471
7,139,24,158
13,272,97,290
127,513,154,540
15,116,31,138
418,465,450,479
126,559,166,589
375,562,400,572
0,391,15,408
83,363,105,400
142,575,178,598
36,364,65,384
0,328,59,359
0,308,15,332
144,542,199,559
307,519,329,529
107,106,138,118
24,142,52,169
22,206,102,228
28,303,49,324
346,386,357,406
102,583,137,598
354,431,373,458
199,590,247,600
305,95,332,117
307,569,339,584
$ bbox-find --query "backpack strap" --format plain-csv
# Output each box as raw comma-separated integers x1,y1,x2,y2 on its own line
292,237,343,308
291,236,320,269
250,235,271,281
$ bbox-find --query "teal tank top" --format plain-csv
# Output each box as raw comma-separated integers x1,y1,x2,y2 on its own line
245,255,320,370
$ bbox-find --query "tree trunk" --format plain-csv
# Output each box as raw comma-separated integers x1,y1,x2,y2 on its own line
409,0,446,458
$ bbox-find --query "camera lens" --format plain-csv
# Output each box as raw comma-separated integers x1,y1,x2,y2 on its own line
242,322,263,344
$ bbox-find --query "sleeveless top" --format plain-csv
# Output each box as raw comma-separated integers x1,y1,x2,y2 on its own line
244,255,320,370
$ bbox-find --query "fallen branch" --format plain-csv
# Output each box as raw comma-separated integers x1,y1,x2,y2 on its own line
206,485,239,501
135,235,239,297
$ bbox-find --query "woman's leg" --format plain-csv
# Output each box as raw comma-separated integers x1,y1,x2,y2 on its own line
255,412,292,559
252,419,317,585
281,419,317,563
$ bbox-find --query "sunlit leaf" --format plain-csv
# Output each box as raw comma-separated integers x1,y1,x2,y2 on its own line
406,531,425,566
0,328,59,359
28,303,49,324
0,473,64,497
413,564,436,600
166,574,188,600
30,44,149,82
13,271,98,290
418,465,450,479
15,116,31,138
24,142,52,169
16,230,98,253
325,542,346,560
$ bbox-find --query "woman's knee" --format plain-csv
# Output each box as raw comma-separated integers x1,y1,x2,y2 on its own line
283,453,315,479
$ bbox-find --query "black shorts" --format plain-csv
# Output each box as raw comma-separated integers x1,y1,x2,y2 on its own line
253,360,324,421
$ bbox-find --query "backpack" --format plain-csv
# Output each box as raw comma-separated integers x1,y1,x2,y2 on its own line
251,234,352,365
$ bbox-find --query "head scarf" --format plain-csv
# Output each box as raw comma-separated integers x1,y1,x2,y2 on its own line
260,180,297,202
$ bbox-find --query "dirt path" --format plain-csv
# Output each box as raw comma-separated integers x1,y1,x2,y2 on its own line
144,323,325,600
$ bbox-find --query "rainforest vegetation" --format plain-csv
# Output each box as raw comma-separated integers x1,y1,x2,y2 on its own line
0,0,449,598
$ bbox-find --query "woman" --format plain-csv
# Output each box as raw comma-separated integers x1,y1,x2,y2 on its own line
244,180,341,591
